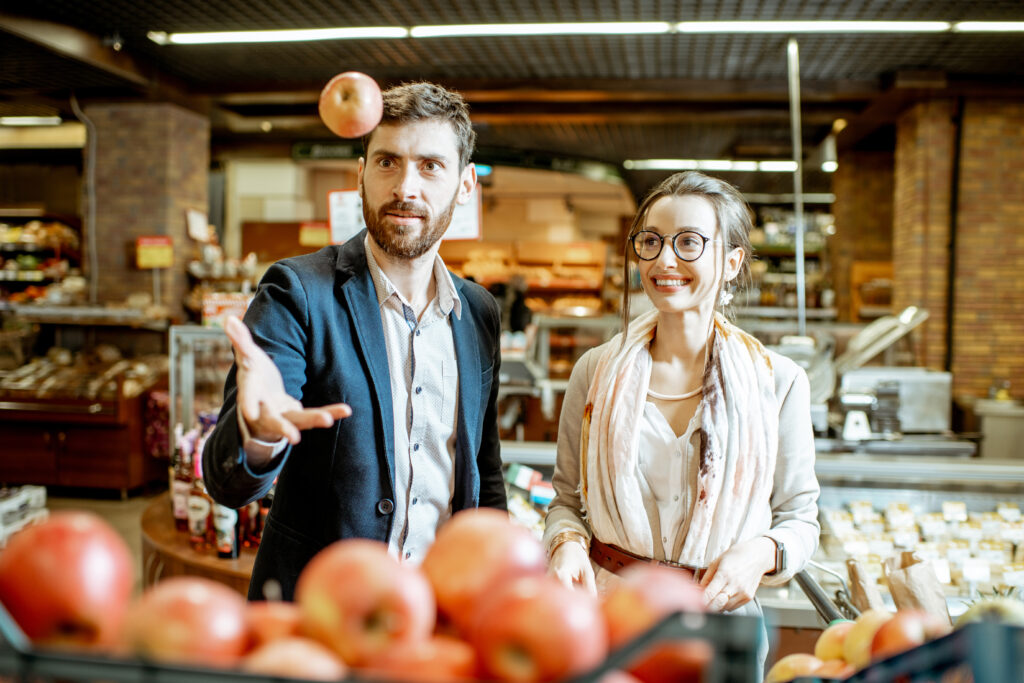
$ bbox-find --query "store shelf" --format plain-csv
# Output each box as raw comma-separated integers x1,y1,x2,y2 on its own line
735,306,837,319
0,303,169,330
0,271,51,283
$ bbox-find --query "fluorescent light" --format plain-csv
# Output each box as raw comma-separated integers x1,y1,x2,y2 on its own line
623,159,802,172
0,116,63,126
676,21,950,33
953,22,1024,32
410,22,672,38
821,160,838,173
759,161,798,172
147,26,409,45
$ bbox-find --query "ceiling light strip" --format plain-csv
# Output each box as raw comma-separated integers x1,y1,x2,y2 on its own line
145,20,1024,47
0,116,63,126
147,27,409,45
624,159,800,172
676,21,951,33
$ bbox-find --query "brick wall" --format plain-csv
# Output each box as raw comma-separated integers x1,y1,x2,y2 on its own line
831,150,894,321
893,98,1024,399
84,103,209,315
952,100,1024,398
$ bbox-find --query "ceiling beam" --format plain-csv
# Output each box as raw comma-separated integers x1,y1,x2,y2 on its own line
0,12,150,87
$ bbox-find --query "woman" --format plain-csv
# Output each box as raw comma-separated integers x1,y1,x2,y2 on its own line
543,171,820,666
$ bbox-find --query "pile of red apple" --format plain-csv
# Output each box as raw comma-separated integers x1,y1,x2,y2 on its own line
0,508,713,683
765,607,952,682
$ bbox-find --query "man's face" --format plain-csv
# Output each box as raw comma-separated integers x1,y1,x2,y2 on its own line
358,119,476,260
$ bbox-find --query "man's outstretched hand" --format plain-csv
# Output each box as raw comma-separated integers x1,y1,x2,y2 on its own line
225,316,351,445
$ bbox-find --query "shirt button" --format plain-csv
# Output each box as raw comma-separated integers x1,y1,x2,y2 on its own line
412,497,418,505
415,330,421,336
673,495,680,501
376,498,394,515
663,536,668,543
413,443,419,451
405,551,411,559
415,386,422,394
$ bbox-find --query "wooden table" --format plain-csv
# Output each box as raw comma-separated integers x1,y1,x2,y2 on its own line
141,492,255,596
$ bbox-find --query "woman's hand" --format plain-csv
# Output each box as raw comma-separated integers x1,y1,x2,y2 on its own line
548,541,597,595
699,536,777,612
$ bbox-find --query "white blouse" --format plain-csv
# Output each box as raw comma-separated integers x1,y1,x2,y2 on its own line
635,401,701,562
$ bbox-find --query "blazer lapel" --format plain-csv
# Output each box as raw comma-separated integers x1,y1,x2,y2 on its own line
451,294,482,508
338,248,395,487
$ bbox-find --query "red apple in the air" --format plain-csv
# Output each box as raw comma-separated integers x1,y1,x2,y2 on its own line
363,634,479,682
600,563,710,683
421,508,547,634
242,637,348,680
295,538,435,666
244,600,302,649
870,609,951,661
318,71,383,138
0,511,134,650
469,574,608,683
122,576,249,667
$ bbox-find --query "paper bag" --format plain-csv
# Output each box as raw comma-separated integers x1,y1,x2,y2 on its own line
882,551,952,626
846,558,886,612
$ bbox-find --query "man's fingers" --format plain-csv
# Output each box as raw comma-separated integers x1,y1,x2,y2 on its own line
283,405,350,431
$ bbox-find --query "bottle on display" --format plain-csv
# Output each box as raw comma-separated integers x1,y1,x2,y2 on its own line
187,447,214,551
240,499,262,548
170,425,192,532
212,502,240,559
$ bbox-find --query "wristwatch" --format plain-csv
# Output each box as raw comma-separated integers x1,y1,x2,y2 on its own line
767,537,787,575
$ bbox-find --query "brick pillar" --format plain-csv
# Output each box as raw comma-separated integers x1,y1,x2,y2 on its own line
831,150,894,321
892,99,956,372
84,103,209,316
951,100,1024,398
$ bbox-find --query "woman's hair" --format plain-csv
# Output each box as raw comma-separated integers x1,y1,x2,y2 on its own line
620,170,755,338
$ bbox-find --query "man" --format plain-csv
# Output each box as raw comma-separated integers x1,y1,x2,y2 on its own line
203,82,507,601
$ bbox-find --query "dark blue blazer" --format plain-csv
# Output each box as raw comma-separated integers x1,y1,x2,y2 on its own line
202,231,507,600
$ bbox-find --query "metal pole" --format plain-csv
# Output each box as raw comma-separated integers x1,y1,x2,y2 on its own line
787,38,807,336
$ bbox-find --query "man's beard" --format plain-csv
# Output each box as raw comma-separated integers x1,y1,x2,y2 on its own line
362,188,458,260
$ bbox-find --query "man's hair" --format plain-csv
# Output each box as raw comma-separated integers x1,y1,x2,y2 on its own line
363,82,476,169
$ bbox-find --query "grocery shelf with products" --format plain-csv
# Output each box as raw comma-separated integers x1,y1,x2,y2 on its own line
0,212,83,305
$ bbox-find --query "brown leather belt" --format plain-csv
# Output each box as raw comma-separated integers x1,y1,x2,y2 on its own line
589,538,706,581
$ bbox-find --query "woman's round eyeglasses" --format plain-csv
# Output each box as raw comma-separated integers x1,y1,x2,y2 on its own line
631,230,718,262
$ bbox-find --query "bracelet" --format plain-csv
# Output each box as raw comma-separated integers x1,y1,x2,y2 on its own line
547,530,588,559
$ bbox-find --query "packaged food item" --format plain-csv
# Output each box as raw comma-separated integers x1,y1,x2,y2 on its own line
919,512,949,540
849,500,875,526
884,502,915,529
996,502,1022,522
941,500,968,523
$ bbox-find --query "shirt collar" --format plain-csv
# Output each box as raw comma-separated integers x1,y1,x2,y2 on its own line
363,235,462,320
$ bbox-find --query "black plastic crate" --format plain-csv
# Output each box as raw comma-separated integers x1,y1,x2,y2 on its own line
0,604,763,683
796,621,1024,683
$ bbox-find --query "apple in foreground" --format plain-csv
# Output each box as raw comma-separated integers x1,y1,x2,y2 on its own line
842,608,893,670
242,637,348,680
470,574,607,682
363,634,479,682
0,511,134,650
421,508,547,634
813,619,854,662
295,538,435,666
318,71,383,138
600,563,710,683
871,609,950,661
122,576,249,667
764,653,823,683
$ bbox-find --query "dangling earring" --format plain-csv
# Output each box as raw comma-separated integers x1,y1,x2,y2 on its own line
719,284,734,307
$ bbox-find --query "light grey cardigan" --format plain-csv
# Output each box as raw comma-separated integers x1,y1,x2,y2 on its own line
543,342,821,587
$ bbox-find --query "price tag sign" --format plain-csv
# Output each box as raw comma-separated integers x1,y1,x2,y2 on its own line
298,221,330,247
443,184,482,241
327,189,364,244
136,236,174,269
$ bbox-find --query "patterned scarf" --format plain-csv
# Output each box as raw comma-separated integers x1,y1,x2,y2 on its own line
580,309,778,567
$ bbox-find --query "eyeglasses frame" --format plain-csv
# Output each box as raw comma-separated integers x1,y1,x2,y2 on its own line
630,230,722,262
